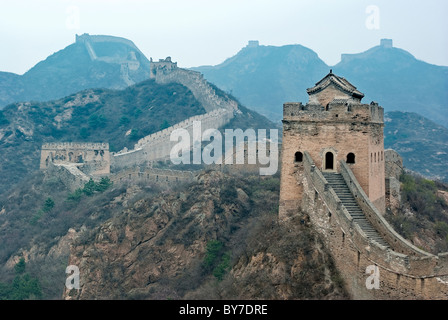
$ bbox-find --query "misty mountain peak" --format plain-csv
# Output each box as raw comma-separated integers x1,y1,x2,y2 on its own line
0,34,152,108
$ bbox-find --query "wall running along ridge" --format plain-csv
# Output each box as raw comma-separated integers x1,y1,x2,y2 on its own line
110,57,237,171
41,59,238,189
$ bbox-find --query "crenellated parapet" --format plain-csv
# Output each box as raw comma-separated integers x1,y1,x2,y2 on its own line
110,166,196,186
301,151,448,299
283,100,383,124
42,142,109,151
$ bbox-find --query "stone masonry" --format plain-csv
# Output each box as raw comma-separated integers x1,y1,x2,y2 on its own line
279,71,448,299
40,142,110,176
280,70,385,219
41,60,238,189
110,57,237,171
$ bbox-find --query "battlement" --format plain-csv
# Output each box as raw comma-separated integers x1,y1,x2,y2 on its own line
150,56,178,78
42,142,109,151
110,166,196,186
380,38,393,48
246,40,259,48
283,100,384,124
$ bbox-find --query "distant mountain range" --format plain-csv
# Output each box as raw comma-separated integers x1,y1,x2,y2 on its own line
0,76,274,196
0,33,151,107
192,39,448,128
384,111,448,181
0,35,446,182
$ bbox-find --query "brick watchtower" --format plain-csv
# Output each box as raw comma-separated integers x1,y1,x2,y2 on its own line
279,70,385,221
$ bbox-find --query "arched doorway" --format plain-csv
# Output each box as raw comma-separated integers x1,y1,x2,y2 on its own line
294,151,303,163
347,152,355,164
325,152,334,170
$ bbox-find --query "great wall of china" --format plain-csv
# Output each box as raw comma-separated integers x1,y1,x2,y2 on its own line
39,48,448,299
279,70,448,299
300,152,448,299
40,57,239,190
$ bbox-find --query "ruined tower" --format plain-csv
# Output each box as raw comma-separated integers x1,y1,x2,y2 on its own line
279,70,386,220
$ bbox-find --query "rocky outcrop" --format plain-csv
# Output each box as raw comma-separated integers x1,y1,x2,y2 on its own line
62,170,346,300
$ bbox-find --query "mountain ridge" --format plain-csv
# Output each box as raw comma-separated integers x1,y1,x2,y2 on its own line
193,40,448,128
0,34,151,108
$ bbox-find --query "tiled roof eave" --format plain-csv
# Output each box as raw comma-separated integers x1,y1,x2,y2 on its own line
307,76,364,99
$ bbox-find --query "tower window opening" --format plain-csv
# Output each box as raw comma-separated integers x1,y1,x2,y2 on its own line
347,153,355,164
295,151,303,163
325,152,334,170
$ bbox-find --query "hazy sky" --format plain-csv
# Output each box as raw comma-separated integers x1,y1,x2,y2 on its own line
1,0,447,74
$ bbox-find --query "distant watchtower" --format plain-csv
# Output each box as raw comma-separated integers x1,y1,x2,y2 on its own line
279,70,386,220
149,57,178,79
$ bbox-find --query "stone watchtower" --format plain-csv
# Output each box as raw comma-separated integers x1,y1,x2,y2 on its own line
149,57,178,79
279,70,386,220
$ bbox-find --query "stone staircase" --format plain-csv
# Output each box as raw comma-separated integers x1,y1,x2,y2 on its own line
322,172,390,248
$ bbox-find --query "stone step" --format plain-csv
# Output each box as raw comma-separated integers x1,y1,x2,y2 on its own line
324,172,390,248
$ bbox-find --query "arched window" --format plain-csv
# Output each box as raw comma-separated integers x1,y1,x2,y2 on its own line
347,153,355,164
325,152,334,170
295,151,303,163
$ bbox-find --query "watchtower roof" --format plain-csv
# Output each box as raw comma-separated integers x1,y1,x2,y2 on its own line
307,70,364,100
